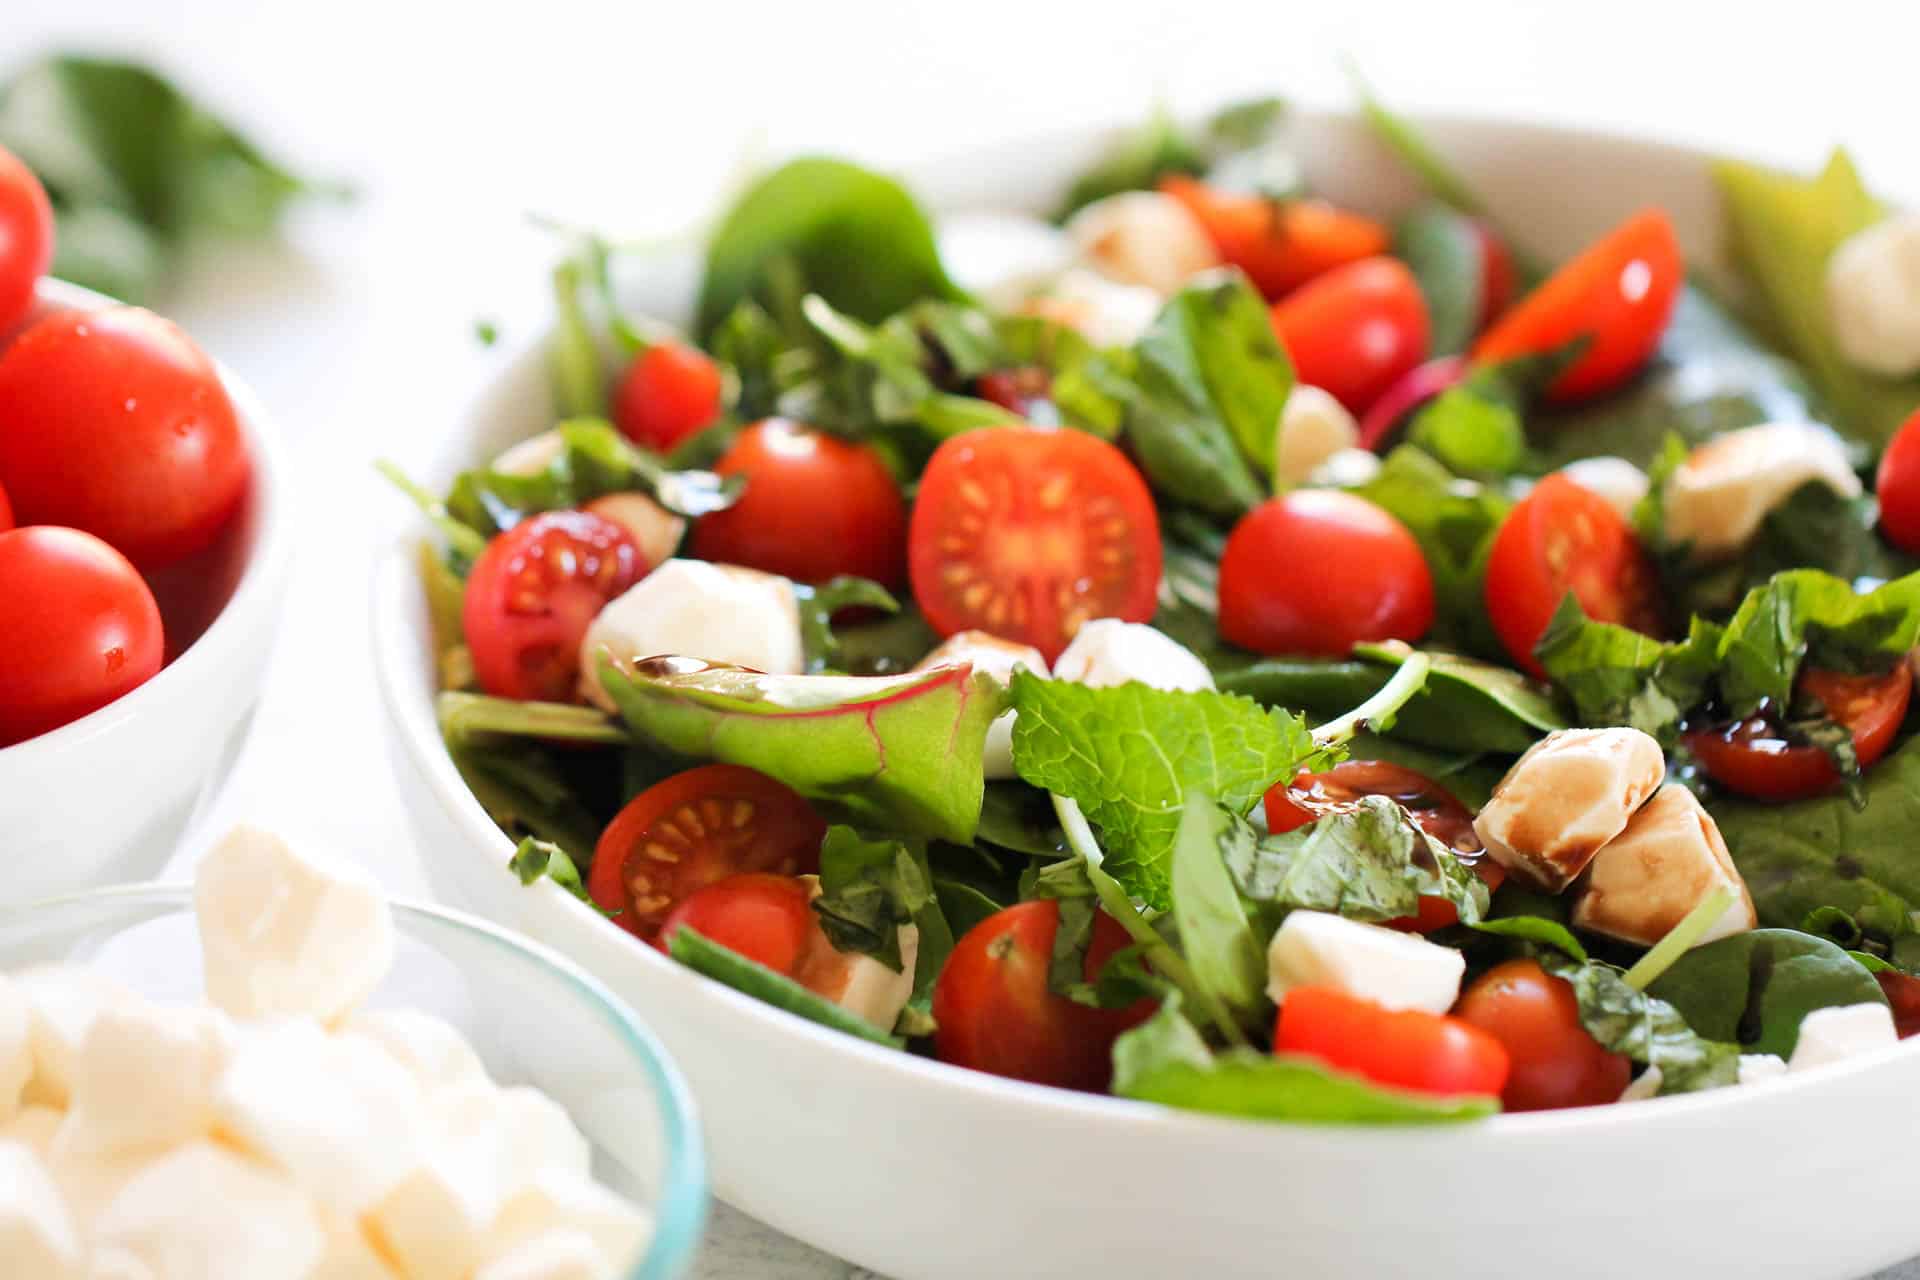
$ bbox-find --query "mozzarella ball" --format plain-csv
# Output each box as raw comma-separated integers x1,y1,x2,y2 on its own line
1053,619,1214,693
1275,386,1361,485
1827,213,1920,377
1474,728,1666,893
1663,422,1861,559
1065,190,1222,296
1266,912,1465,1014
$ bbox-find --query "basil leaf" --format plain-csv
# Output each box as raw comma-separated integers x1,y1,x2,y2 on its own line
1645,928,1890,1058
1406,384,1526,478
1469,915,1588,962
813,828,954,1017
668,927,905,1049
1169,798,1268,1031
1536,599,1724,748
1543,957,1740,1094
1716,569,1920,717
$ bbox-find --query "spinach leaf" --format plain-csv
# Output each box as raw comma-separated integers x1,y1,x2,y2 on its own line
827,606,944,678
1646,929,1889,1058
1544,957,1740,1094
933,877,1006,941
600,657,1006,845
812,828,954,1016
974,781,1066,857
1053,98,1286,221
1405,383,1526,478
506,838,598,908
668,927,905,1049
1536,600,1723,747
1111,998,1497,1124
696,157,962,340
1169,797,1268,1031
794,577,901,674
1007,671,1327,909
1470,915,1587,962
1733,482,1918,602
1394,203,1486,357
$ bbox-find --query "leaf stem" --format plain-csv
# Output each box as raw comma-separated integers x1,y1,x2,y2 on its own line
1312,651,1432,748
1622,886,1737,992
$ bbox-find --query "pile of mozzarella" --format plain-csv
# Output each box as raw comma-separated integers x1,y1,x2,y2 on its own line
0,827,650,1280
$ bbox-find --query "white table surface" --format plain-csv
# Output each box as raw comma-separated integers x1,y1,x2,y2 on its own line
7,1,1920,1274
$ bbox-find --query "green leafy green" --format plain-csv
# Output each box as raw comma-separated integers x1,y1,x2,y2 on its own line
1646,929,1889,1058
437,692,629,746
812,828,955,1021
1469,915,1587,962
794,577,901,674
1714,569,1920,716
445,738,611,865
1394,203,1486,357
507,837,598,907
932,877,1006,941
667,927,905,1049
1053,98,1286,221
452,419,740,531
1544,957,1740,1094
974,781,1066,857
1169,797,1268,1032
1536,601,1723,747
1406,382,1526,477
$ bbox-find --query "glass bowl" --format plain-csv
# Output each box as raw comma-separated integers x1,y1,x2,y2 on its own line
0,884,709,1280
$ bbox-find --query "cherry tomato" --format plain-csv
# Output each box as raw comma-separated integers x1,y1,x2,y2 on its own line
1474,208,1682,402
1274,986,1509,1098
692,419,907,586
1218,491,1434,657
1484,473,1662,678
974,367,1053,419
462,510,643,702
589,765,826,940
1473,220,1517,329
0,307,251,568
0,479,11,532
0,526,164,746
1874,408,1920,555
1685,665,1912,803
657,872,816,973
1159,177,1390,298
0,146,53,335
909,425,1161,662
1270,257,1430,415
1874,970,1920,1040
1454,958,1631,1111
613,341,724,453
932,900,1154,1092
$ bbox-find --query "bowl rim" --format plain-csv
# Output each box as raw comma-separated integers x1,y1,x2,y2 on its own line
0,277,296,764
370,104,1920,1147
0,880,711,1280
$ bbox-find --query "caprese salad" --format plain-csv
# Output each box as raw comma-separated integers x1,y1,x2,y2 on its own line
392,92,1920,1124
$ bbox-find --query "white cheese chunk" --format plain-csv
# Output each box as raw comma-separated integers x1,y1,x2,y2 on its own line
581,492,685,571
1663,422,1862,560
1023,268,1163,349
1275,386,1361,486
341,1008,489,1097
91,1141,324,1280
312,1211,401,1280
1617,1066,1663,1103
1265,911,1465,1014
794,920,919,1034
1571,783,1756,947
57,1003,231,1160
484,1168,652,1273
1738,1053,1788,1086
937,213,1075,311
1474,728,1666,893
1788,1002,1899,1073
912,630,1049,779
490,430,566,477
1559,456,1650,522
1827,213,1920,377
1053,619,1214,693
475,1229,609,1280
13,967,136,1109
577,559,802,709
0,1140,82,1279
0,976,30,1122
1065,190,1221,296
3,1105,61,1158
1307,446,1384,488
194,824,395,1026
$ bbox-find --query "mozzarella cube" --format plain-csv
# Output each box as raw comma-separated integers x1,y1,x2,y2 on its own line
1739,1053,1788,1086
1065,191,1221,296
937,212,1075,311
214,1021,423,1212
44,1148,146,1236
1308,446,1384,488
1474,728,1666,893
1265,911,1465,1014
0,1140,82,1279
1559,455,1650,522
581,492,685,571
341,1008,489,1097
1274,386,1361,486
91,1141,324,1280
1053,619,1214,693
1571,784,1757,947
194,824,395,1026
578,559,802,709
475,1230,609,1280
4,1105,61,1157
913,630,1049,779
0,976,29,1121
485,1168,652,1272
1663,422,1862,560
1023,268,1163,349
57,1003,232,1160
313,1219,402,1280
799,922,920,1034
490,430,566,477
1827,213,1920,377
1788,1002,1898,1073
13,966,137,1108
1617,1066,1663,1103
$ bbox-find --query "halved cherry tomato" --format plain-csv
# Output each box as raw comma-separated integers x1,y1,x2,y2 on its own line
1473,208,1682,402
1275,986,1510,1098
1270,257,1430,415
909,426,1161,662
462,509,643,702
1874,970,1920,1040
1159,177,1390,298
932,900,1154,1092
657,872,816,973
0,479,11,532
1484,473,1662,678
692,419,907,586
1453,958,1631,1111
1218,490,1434,656
612,340,724,453
1875,408,1920,555
1685,665,1912,803
589,765,826,940
0,145,53,335
1473,220,1517,329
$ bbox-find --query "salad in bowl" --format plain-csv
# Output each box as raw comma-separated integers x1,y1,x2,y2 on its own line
387,92,1920,1136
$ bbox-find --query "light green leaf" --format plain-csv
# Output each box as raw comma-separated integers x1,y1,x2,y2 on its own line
1169,797,1268,1031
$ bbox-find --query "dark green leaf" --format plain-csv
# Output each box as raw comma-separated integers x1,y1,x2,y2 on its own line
668,927,905,1049
1536,599,1723,747
1394,203,1485,357
932,877,1006,940
812,828,954,1015
794,577,901,674
1716,569,1920,717
1645,928,1889,1058
1543,957,1740,1094
974,782,1066,857
1469,915,1588,962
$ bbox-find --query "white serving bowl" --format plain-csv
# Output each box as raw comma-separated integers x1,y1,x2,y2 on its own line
0,884,709,1279
0,279,293,902
373,111,1920,1279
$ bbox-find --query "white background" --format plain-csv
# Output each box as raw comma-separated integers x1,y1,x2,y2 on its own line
7,2,1920,1274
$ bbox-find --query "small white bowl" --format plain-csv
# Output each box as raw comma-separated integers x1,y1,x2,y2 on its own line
374,111,1920,1279
0,280,294,901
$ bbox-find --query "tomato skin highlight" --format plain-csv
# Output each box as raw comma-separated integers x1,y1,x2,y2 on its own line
590,765,826,941
613,341,724,453
462,509,644,703
692,419,907,586
1454,959,1632,1112
1274,986,1510,1098
932,901,1153,1092
1218,490,1434,657
1875,409,1920,555
1270,257,1430,414
909,425,1162,663
657,872,816,974
0,146,53,335
1159,177,1390,298
0,526,164,746
1473,207,1682,402
0,307,251,568
1685,665,1912,803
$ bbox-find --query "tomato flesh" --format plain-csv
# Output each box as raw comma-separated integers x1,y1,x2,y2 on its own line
657,872,816,974
1270,257,1430,414
909,426,1161,662
0,145,53,335
1454,958,1632,1111
1875,970,1920,1040
1274,986,1509,1098
589,765,826,940
1159,177,1390,298
1875,408,1920,555
613,341,724,453
1686,665,1912,803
